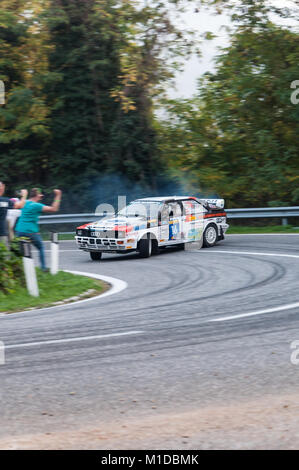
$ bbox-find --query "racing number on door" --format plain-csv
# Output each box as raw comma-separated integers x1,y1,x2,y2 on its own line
168,202,182,241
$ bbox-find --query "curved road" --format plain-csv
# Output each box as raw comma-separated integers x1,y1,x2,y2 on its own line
1,234,299,449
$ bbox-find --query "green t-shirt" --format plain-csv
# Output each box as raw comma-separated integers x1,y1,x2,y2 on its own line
16,200,45,233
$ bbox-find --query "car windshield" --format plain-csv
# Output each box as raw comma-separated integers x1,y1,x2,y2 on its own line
118,202,160,219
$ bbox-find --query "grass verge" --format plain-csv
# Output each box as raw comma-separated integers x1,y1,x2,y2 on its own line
227,225,299,234
0,270,108,313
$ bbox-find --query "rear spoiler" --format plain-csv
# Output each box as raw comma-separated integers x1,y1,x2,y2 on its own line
199,199,225,210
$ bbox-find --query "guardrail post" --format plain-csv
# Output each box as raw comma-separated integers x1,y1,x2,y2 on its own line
0,341,4,365
50,232,59,275
282,218,288,226
20,240,39,297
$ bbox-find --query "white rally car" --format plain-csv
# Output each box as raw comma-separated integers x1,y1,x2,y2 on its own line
75,196,229,260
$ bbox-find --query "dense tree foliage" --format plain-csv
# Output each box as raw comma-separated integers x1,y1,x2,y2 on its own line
158,5,299,207
44,0,126,210
0,0,298,211
0,1,51,191
0,0,197,211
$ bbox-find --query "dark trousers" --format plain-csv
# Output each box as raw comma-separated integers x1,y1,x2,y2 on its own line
16,232,46,270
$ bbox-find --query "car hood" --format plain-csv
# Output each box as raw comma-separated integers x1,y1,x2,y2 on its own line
89,216,148,231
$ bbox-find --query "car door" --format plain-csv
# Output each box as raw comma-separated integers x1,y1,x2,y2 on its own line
158,203,170,242
182,199,204,242
168,202,182,242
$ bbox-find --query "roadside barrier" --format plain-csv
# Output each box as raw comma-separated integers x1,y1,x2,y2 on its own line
38,206,299,228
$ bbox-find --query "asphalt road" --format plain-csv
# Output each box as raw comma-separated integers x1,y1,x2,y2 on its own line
1,234,299,446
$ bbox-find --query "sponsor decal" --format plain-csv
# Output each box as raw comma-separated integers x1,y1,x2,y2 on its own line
204,212,226,219
169,221,180,240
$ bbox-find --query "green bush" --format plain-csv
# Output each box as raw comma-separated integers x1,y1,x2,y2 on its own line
0,238,24,295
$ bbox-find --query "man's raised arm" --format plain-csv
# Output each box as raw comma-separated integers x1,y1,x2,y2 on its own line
14,189,28,209
42,189,62,213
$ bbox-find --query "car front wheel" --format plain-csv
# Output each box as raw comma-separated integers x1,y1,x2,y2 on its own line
203,224,218,248
138,236,152,258
90,251,102,261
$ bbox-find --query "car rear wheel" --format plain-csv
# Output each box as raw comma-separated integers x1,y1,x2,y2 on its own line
90,251,102,261
177,243,186,250
138,235,152,258
152,238,160,255
203,224,218,248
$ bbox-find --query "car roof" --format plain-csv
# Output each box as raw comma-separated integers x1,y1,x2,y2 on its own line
135,196,197,203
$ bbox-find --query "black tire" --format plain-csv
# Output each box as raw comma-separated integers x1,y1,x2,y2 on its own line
90,251,102,261
203,224,218,248
177,243,186,250
138,235,152,258
152,238,160,255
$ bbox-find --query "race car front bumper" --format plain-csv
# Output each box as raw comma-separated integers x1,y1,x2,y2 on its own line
75,236,136,252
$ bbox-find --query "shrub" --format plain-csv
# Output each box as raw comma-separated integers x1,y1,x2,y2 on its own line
0,238,24,295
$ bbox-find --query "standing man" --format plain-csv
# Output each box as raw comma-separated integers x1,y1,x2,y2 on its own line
0,182,27,247
16,188,62,272
7,198,21,241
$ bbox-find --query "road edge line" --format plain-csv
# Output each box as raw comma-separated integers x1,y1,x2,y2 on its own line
0,271,128,316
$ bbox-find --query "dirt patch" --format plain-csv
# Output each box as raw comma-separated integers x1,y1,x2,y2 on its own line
1,393,299,449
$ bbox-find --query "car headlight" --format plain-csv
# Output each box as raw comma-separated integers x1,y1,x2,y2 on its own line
77,230,83,236
117,231,126,238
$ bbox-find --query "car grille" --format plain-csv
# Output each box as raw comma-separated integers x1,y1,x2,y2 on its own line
92,230,118,239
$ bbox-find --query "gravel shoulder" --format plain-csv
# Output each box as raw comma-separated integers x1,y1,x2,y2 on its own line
1,393,298,450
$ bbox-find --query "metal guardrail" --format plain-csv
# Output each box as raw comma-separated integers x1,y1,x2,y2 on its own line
39,213,105,224
226,206,299,225
39,206,299,227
